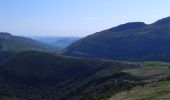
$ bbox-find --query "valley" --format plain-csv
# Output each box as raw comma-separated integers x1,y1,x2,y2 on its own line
1,17,170,100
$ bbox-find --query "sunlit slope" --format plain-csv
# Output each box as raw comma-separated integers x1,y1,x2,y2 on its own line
109,81,170,100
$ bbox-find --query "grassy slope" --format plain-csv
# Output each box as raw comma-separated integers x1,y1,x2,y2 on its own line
109,61,170,100
123,61,170,82
144,61,170,67
109,81,170,100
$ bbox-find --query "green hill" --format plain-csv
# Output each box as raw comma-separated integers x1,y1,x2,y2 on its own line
0,32,57,62
0,32,54,52
0,51,143,100
65,17,170,61
0,52,170,100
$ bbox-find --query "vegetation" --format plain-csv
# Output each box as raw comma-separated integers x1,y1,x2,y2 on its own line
1,51,170,100
143,61,170,67
109,80,170,100
65,17,170,61
0,51,143,100
0,32,58,62
109,61,170,100
1,17,170,100
0,32,57,52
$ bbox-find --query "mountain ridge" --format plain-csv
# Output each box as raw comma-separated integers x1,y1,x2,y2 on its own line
64,17,170,61
0,32,53,52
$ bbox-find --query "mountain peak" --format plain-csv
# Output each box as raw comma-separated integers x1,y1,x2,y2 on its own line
110,22,147,32
153,17,170,26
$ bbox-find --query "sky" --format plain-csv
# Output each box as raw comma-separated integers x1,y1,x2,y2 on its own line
0,0,170,37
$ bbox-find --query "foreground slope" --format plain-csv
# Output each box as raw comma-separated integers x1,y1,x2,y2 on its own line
109,61,170,100
109,81,170,100
65,17,170,61
1,52,170,100
0,51,142,100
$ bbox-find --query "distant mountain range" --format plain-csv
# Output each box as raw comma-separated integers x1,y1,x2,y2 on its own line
0,32,57,62
31,36,81,48
0,32,57,52
65,17,170,61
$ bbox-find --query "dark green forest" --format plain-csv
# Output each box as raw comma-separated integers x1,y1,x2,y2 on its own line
0,51,145,100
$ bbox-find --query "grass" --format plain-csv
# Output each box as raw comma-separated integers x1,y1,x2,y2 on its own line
122,61,170,82
143,61,170,67
109,80,170,100
109,61,170,100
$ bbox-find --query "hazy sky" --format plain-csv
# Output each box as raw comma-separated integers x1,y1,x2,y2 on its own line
0,0,170,36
